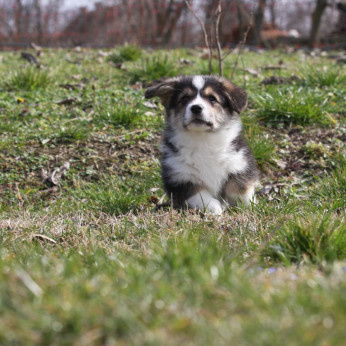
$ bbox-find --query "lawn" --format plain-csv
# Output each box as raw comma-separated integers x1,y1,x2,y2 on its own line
0,46,345,345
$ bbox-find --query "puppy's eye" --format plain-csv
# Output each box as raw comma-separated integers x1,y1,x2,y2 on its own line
180,95,190,103
208,95,217,103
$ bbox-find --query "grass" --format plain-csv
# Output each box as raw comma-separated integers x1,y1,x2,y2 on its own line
263,215,345,265
96,103,141,128
244,119,277,168
127,54,181,84
310,154,346,212
253,86,331,126
302,65,346,87
0,47,345,345
107,44,142,64
5,66,51,91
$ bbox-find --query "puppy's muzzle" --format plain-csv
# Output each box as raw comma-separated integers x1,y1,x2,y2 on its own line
187,104,213,127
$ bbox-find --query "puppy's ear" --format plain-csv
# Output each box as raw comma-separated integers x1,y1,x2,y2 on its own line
145,76,181,107
219,77,247,114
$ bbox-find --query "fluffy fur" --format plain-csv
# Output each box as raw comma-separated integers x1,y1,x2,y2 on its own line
145,75,259,215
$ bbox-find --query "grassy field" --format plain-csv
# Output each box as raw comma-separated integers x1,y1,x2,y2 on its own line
0,46,345,345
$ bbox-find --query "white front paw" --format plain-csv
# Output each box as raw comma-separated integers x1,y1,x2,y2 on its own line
187,190,223,215
206,200,223,215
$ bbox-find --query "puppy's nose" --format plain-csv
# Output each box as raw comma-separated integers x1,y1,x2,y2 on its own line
191,104,203,115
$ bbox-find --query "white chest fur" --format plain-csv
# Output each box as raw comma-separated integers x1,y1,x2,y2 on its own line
163,120,248,197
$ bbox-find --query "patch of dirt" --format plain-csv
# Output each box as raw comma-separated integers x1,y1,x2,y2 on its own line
259,124,345,198
260,75,303,85
0,130,162,198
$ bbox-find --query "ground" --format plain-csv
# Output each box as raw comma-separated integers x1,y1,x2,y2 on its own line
0,46,345,345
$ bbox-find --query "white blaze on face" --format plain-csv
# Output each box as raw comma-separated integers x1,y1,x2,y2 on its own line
192,75,205,91
184,76,213,130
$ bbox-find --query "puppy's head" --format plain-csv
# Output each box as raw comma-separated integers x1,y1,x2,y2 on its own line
145,75,247,132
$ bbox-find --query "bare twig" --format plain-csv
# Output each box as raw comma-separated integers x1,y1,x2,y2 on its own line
230,13,253,80
214,0,223,76
184,0,212,75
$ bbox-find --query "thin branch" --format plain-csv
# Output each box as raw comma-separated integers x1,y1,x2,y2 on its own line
230,12,253,81
214,0,223,76
184,0,212,75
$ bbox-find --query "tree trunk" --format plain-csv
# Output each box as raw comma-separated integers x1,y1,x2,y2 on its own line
269,0,276,28
253,0,266,46
309,0,328,47
334,2,346,33
162,2,184,45
34,0,43,44
236,2,245,42
15,0,23,40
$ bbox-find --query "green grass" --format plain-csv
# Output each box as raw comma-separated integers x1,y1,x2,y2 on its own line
73,171,160,216
302,65,346,87
107,44,142,64
263,215,345,265
310,154,346,212
128,55,181,84
5,66,51,91
96,102,141,128
253,86,331,126
0,47,345,345
244,119,277,168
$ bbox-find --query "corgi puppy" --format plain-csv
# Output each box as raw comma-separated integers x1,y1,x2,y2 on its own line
145,75,259,215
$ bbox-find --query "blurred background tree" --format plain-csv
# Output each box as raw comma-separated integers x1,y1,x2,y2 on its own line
0,0,344,49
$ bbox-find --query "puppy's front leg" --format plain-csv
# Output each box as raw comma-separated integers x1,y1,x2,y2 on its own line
187,190,223,215
239,186,256,206
228,185,256,207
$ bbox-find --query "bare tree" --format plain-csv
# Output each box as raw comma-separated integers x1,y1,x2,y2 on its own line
268,0,276,28
309,0,328,47
335,1,346,33
253,0,266,46
214,0,223,76
0,0,63,46
33,0,42,44
15,0,24,39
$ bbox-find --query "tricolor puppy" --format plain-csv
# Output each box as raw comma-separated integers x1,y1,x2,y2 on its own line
145,75,259,215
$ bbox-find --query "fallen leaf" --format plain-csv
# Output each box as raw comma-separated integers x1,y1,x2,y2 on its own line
56,97,78,105
144,111,156,117
259,185,272,195
15,270,43,297
21,51,40,67
98,50,111,57
261,65,285,70
143,101,158,109
179,58,192,65
130,81,143,90
274,159,287,169
32,234,56,244
243,68,262,78
41,138,51,145
59,83,83,91
42,161,70,187
111,62,126,70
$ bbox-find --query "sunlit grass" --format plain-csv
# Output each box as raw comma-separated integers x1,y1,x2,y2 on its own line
6,67,51,91
254,86,331,126
302,65,346,87
107,44,143,64
128,55,181,84
263,215,345,265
